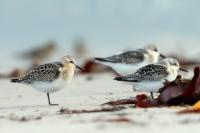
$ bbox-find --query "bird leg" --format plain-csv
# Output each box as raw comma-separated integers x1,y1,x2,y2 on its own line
150,92,154,99
47,93,58,106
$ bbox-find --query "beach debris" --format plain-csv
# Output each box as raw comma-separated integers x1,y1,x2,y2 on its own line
177,100,200,114
159,66,200,105
0,68,26,79
95,116,133,123
168,54,200,67
10,69,25,78
73,38,90,63
8,113,42,122
192,100,200,109
81,60,112,74
135,94,159,108
60,106,125,114
102,98,136,106
73,38,88,57
18,40,57,60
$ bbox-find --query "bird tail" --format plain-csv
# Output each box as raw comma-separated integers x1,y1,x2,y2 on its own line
114,76,139,82
10,78,21,83
94,57,109,62
114,76,124,81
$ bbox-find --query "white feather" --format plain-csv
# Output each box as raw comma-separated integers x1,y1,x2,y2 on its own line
31,76,68,93
96,50,160,75
99,61,147,75
133,81,165,92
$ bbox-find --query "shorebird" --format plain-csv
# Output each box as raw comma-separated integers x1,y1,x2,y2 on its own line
114,58,188,98
95,44,166,75
19,40,56,60
11,55,84,106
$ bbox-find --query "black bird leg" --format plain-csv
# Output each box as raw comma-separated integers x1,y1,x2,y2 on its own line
150,92,154,99
47,93,58,106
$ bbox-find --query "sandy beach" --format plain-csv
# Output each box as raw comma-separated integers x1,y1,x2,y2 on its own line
0,72,200,133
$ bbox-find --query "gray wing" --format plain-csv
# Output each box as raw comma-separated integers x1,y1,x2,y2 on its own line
115,64,169,82
95,50,145,64
15,62,63,84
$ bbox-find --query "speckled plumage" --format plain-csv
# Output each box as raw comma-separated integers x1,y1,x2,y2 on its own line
119,64,169,82
99,50,145,64
12,62,63,84
114,58,184,95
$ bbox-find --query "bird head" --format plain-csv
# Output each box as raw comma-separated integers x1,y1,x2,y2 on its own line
144,44,166,59
159,58,188,72
61,55,84,71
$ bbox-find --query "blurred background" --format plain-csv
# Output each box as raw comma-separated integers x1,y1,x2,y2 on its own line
0,0,200,74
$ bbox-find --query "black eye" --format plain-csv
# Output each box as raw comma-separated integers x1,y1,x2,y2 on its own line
173,63,177,66
154,48,158,52
70,61,74,63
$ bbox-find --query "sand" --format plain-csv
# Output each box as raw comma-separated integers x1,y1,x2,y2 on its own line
0,73,200,133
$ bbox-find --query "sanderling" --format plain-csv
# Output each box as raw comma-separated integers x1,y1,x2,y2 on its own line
114,58,188,98
95,44,166,75
19,40,56,60
11,55,83,106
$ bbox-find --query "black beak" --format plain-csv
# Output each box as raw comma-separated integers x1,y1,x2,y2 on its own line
160,53,166,58
179,67,188,72
75,65,85,72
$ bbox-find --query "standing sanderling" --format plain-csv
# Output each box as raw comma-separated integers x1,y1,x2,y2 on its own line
94,44,166,75
114,58,188,98
11,55,84,106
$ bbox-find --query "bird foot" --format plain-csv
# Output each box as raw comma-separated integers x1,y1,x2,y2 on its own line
49,104,59,106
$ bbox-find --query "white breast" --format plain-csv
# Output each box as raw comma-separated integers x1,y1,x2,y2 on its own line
101,61,148,75
166,67,178,82
145,51,159,64
134,81,164,92
31,76,67,93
